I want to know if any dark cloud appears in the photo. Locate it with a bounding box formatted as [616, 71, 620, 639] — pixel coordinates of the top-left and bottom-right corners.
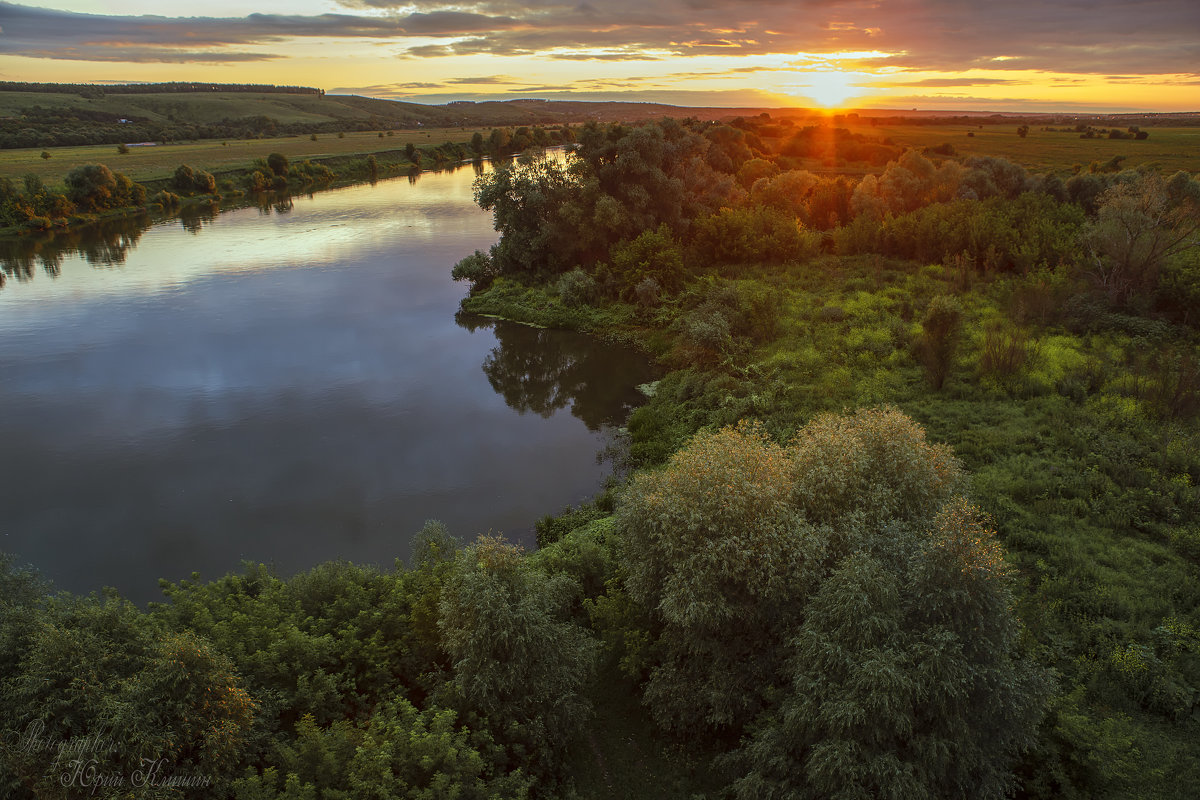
[14, 46, 278, 63]
[442, 75, 520, 85]
[876, 93, 1151, 113]
[882, 78, 1025, 88]
[2, 0, 1198, 75]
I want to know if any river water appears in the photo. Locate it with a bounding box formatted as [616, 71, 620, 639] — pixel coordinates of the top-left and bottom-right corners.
[0, 164, 654, 602]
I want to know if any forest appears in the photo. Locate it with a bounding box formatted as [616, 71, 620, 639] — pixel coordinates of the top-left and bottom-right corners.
[2, 115, 1199, 799]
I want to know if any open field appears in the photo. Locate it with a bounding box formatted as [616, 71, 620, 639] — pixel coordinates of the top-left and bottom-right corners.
[849, 123, 1200, 174]
[0, 128, 482, 185]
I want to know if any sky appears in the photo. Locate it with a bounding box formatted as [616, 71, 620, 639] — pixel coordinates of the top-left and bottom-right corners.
[1, 0, 1198, 111]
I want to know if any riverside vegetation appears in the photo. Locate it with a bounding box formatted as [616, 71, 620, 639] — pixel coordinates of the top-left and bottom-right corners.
[0, 123, 575, 236]
[1, 115, 1198, 799]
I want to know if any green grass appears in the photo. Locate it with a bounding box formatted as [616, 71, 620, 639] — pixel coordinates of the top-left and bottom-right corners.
[0, 128, 482, 185]
[849, 123, 1200, 174]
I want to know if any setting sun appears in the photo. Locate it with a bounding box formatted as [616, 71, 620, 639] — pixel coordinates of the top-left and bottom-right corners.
[791, 68, 865, 108]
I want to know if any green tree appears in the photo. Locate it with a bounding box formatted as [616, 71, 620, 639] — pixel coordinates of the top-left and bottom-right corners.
[472, 154, 582, 279]
[732, 499, 1049, 800]
[615, 422, 809, 732]
[613, 408, 1048, 795]
[438, 536, 598, 779]
[65, 164, 144, 211]
[266, 152, 289, 177]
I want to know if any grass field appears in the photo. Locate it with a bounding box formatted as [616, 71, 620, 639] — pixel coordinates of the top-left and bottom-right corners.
[849, 123, 1200, 174]
[0, 128, 483, 185]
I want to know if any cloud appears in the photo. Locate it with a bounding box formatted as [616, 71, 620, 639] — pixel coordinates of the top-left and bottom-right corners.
[2, 0, 1198, 76]
[876, 78, 1024, 88]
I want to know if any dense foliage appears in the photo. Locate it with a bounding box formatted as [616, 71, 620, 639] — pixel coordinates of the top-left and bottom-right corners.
[456, 116, 1200, 798]
[4, 113, 1199, 798]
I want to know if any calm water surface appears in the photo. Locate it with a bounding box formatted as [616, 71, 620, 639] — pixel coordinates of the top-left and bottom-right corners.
[0, 167, 654, 602]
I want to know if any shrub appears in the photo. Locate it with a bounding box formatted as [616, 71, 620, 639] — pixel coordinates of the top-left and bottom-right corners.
[266, 152, 289, 177]
[152, 190, 181, 208]
[451, 250, 498, 291]
[555, 268, 597, 307]
[917, 295, 964, 389]
[980, 323, 1036, 381]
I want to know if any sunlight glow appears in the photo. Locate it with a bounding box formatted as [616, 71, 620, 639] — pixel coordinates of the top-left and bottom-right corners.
[790, 69, 864, 108]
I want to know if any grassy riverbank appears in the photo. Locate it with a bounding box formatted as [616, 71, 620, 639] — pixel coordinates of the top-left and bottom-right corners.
[0, 128, 484, 185]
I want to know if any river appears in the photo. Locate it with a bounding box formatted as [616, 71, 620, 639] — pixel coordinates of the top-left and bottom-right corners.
[0, 163, 654, 603]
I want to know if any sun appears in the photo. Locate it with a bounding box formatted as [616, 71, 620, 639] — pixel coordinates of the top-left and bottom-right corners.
[796, 69, 863, 108]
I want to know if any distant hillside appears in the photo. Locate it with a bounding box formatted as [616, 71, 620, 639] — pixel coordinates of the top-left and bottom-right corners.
[0, 89, 766, 149]
[1, 84, 1195, 149]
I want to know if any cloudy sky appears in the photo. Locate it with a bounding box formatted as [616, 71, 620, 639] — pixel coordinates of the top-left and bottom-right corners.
[1, 0, 1198, 110]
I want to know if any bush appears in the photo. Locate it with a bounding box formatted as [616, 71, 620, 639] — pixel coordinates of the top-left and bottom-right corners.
[980, 323, 1036, 381]
[917, 295, 964, 389]
[555, 268, 597, 307]
[152, 189, 181, 208]
[266, 152, 289, 177]
[451, 250, 498, 291]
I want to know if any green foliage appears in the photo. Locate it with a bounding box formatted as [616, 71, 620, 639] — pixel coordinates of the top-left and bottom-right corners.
[616, 408, 1048, 797]
[616, 422, 806, 733]
[690, 205, 816, 268]
[172, 163, 217, 195]
[0, 585, 256, 798]
[64, 163, 145, 211]
[472, 155, 583, 280]
[554, 268, 597, 308]
[232, 701, 530, 800]
[1084, 170, 1200, 307]
[264, 152, 286, 177]
[438, 537, 599, 779]
[609, 224, 685, 297]
[452, 249, 499, 291]
[918, 295, 964, 389]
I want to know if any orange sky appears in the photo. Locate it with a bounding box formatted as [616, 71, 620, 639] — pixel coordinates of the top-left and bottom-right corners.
[2, 1, 1198, 111]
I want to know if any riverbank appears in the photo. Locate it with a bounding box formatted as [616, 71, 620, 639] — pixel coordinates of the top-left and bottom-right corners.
[0, 146, 488, 239]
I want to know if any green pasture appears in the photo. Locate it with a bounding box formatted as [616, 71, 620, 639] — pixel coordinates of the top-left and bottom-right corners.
[0, 128, 482, 185]
[851, 123, 1200, 174]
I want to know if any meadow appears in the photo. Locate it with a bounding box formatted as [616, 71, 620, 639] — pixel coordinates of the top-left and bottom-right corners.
[849, 123, 1200, 174]
[0, 128, 481, 185]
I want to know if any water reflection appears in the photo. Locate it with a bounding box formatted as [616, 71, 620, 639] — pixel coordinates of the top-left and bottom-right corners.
[0, 215, 149, 280]
[0, 164, 651, 602]
[463, 314, 655, 431]
[179, 201, 221, 234]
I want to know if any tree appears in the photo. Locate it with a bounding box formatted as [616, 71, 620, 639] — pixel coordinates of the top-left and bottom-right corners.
[471, 154, 583, 279]
[65, 164, 144, 211]
[613, 408, 1048, 796]
[1018, 125, 1030, 138]
[615, 421, 810, 732]
[266, 152, 289, 177]
[1084, 170, 1200, 306]
[438, 536, 598, 779]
